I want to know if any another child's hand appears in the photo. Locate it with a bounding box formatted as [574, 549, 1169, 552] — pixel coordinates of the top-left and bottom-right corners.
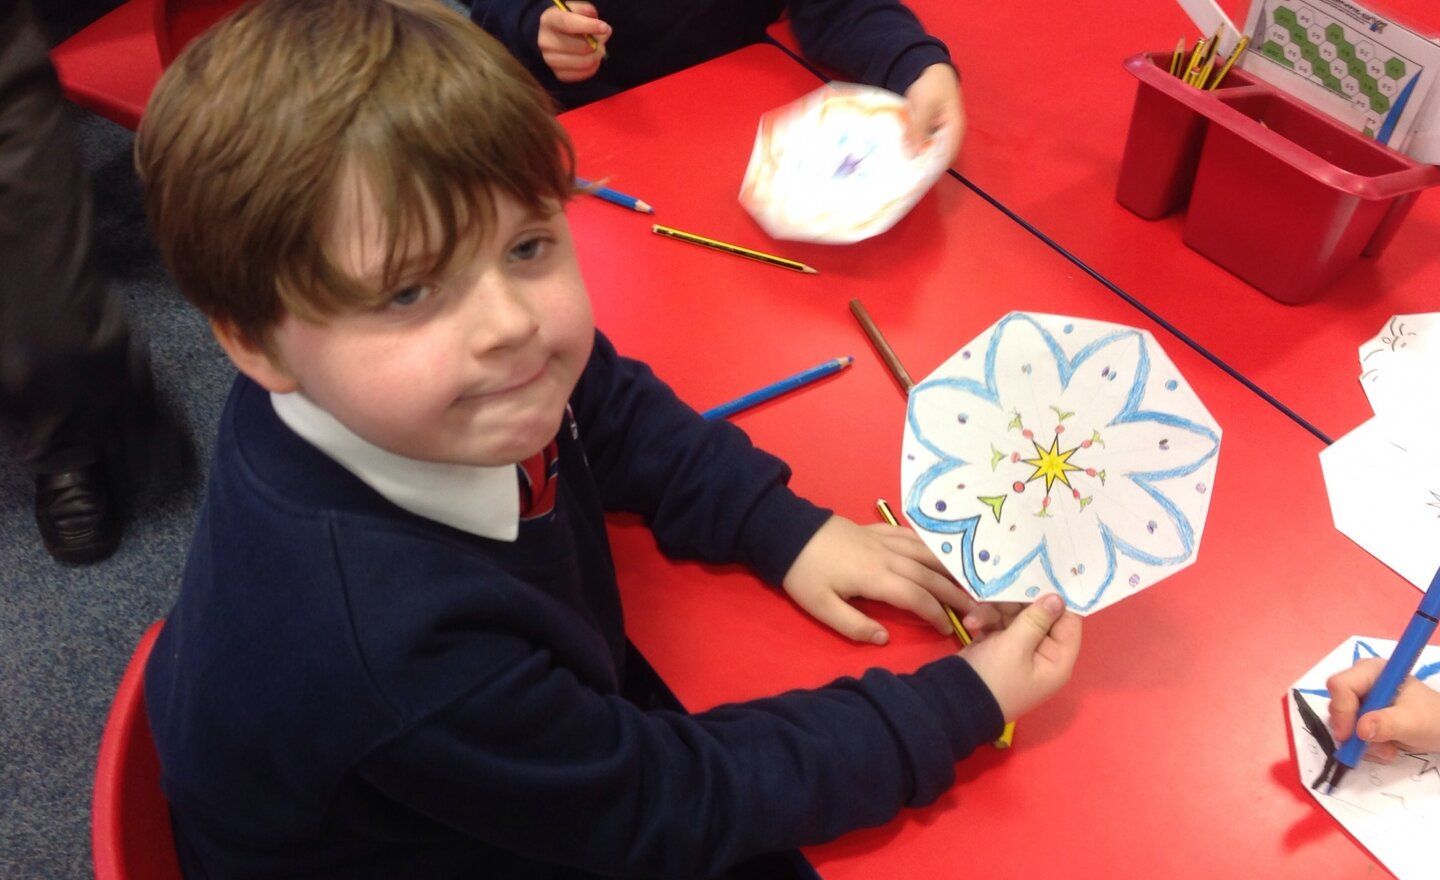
[960, 594, 1081, 721]
[537, 2, 610, 83]
[903, 63, 964, 166]
[782, 516, 979, 645]
[1326, 658, 1440, 761]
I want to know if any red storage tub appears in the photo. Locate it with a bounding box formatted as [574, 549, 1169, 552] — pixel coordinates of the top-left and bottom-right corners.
[1116, 51, 1440, 304]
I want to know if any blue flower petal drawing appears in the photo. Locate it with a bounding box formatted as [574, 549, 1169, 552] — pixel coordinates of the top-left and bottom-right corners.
[900, 313, 1221, 615]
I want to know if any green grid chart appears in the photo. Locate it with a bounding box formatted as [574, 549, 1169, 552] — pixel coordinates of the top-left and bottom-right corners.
[1252, 0, 1422, 139]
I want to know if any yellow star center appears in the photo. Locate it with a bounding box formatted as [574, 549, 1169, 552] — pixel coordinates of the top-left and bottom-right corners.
[1022, 436, 1082, 493]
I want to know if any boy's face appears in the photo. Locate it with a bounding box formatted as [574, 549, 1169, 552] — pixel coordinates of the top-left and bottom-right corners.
[243, 173, 594, 467]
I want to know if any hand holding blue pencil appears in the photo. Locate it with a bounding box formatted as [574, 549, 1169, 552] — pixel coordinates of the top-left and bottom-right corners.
[1320, 565, 1440, 791]
[703, 357, 852, 420]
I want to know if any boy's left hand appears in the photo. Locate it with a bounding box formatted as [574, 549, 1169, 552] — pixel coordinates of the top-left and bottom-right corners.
[782, 515, 1000, 645]
[903, 63, 964, 167]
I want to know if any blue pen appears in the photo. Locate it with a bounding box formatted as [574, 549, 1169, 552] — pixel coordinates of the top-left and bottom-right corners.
[702, 357, 853, 421]
[1322, 565, 1440, 792]
[575, 177, 653, 214]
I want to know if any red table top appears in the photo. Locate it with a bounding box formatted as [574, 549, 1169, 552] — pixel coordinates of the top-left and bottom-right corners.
[876, 0, 1440, 443]
[562, 42, 1422, 880]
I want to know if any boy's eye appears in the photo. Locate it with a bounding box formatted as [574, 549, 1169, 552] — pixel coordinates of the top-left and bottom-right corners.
[387, 285, 431, 308]
[509, 235, 552, 263]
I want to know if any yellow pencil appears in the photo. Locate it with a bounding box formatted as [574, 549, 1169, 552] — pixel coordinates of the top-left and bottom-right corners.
[1208, 34, 1250, 90]
[652, 224, 817, 274]
[1168, 37, 1186, 77]
[874, 499, 1015, 748]
[548, 0, 607, 58]
[1203, 27, 1225, 67]
[1189, 26, 1224, 87]
[1192, 56, 1216, 88]
[1181, 37, 1208, 82]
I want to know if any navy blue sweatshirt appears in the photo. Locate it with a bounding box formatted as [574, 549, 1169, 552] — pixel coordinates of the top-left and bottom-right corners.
[471, 0, 952, 108]
[146, 332, 1003, 879]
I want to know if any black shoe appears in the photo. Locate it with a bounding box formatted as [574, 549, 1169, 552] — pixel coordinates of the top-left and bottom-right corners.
[35, 462, 121, 564]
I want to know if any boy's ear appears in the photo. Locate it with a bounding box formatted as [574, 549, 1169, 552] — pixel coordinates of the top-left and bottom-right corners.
[210, 319, 300, 394]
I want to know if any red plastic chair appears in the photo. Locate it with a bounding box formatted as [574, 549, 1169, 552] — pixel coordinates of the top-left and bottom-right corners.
[92, 620, 183, 880]
[49, 0, 242, 130]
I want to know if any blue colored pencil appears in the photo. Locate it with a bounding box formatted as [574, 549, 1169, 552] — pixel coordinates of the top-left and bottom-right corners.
[1322, 564, 1440, 792]
[702, 357, 853, 421]
[576, 177, 653, 213]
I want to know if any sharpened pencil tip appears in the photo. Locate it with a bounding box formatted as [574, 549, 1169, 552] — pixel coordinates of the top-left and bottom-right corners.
[634, 201, 653, 214]
[801, 265, 818, 274]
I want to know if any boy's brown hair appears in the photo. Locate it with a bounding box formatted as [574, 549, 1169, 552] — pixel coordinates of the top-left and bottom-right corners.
[136, 0, 576, 348]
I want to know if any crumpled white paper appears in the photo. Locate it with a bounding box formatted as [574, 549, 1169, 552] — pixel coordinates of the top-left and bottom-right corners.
[739, 83, 953, 244]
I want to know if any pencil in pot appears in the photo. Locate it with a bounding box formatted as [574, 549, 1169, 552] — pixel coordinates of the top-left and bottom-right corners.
[874, 499, 1014, 749]
[703, 357, 852, 420]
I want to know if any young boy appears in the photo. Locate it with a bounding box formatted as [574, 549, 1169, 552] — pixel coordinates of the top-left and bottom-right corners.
[473, 0, 964, 162]
[136, 1, 1081, 876]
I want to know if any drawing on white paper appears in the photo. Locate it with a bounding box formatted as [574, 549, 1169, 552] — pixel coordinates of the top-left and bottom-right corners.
[739, 83, 953, 244]
[899, 313, 1221, 615]
[1357, 312, 1440, 422]
[1288, 636, 1440, 880]
[1322, 313, 1440, 590]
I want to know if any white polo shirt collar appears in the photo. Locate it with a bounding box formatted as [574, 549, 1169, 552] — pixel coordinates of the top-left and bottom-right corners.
[270, 390, 521, 541]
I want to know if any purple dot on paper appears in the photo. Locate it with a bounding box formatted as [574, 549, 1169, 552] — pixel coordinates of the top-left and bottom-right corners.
[961, 350, 971, 360]
[935, 500, 947, 512]
[978, 550, 990, 561]
[1128, 574, 1140, 587]
[1159, 439, 1169, 450]
[957, 413, 968, 424]
[1196, 482, 1208, 494]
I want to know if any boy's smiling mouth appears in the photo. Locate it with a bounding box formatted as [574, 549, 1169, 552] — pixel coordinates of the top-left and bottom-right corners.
[457, 363, 548, 403]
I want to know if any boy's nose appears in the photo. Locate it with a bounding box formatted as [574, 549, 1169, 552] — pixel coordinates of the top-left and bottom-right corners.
[466, 280, 539, 353]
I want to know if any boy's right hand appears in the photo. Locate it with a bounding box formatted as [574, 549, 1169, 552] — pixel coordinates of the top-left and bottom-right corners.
[537, 2, 610, 83]
[1326, 657, 1440, 762]
[960, 594, 1081, 722]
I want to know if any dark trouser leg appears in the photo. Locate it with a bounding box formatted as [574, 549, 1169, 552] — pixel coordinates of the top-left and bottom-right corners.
[0, 1, 183, 562]
[0, 0, 157, 476]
